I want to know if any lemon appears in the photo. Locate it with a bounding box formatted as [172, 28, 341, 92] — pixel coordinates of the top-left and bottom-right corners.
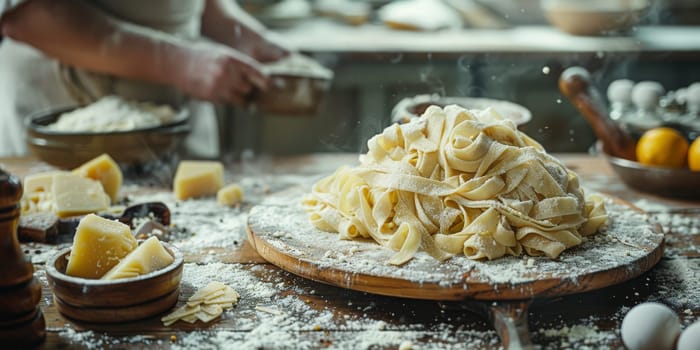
[635, 127, 688, 168]
[688, 137, 700, 171]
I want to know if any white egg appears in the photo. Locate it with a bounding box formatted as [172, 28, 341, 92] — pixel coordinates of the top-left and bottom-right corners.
[677, 320, 700, 350]
[621, 302, 681, 350]
[607, 79, 635, 104]
[632, 81, 665, 110]
[687, 82, 700, 109]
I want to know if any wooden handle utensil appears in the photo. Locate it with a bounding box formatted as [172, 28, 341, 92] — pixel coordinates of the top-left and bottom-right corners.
[559, 66, 637, 161]
[18, 201, 171, 243]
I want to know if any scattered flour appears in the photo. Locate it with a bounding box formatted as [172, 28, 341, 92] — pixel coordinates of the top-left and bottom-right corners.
[651, 258, 700, 309]
[536, 319, 618, 350]
[182, 263, 278, 300]
[627, 201, 700, 256]
[649, 211, 700, 235]
[632, 199, 675, 213]
[57, 328, 166, 350]
[124, 190, 248, 251]
[632, 198, 700, 235]
[122, 173, 320, 253]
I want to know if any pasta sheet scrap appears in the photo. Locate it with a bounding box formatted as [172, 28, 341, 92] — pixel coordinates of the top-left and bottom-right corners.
[303, 105, 607, 265]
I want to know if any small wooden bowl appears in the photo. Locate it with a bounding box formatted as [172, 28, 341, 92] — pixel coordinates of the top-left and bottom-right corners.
[252, 74, 332, 116]
[252, 54, 333, 116]
[45, 243, 183, 323]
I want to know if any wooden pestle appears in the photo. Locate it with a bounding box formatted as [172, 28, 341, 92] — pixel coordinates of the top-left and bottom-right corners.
[0, 168, 46, 346]
[559, 66, 637, 161]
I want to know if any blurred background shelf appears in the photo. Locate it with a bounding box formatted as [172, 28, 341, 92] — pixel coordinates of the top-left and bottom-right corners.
[276, 22, 700, 54]
[219, 17, 700, 158]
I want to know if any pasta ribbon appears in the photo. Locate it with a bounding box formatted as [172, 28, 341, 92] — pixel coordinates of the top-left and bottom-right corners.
[303, 105, 607, 264]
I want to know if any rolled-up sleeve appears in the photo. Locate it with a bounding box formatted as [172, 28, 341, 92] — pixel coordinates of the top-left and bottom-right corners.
[0, 0, 27, 41]
[1, 1, 24, 16]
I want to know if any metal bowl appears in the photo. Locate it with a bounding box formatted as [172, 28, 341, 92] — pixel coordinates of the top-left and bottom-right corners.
[391, 94, 532, 129]
[26, 106, 190, 169]
[598, 142, 700, 198]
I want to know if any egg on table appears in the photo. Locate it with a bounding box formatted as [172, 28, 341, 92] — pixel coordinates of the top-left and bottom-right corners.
[620, 302, 681, 350]
[677, 320, 700, 350]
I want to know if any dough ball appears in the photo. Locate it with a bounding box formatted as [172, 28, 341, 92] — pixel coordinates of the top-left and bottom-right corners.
[620, 302, 681, 350]
[677, 320, 700, 350]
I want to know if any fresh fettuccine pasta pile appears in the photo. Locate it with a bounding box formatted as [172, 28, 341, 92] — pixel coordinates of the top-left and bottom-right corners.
[302, 105, 607, 265]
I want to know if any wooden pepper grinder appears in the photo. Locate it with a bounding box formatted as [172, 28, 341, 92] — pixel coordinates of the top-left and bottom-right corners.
[0, 168, 46, 346]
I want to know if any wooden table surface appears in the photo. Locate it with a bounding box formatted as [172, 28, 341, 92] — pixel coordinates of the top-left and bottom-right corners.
[1, 153, 699, 350]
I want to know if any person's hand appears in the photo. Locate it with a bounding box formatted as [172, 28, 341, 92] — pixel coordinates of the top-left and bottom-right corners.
[174, 42, 269, 105]
[200, 0, 293, 64]
[233, 30, 292, 63]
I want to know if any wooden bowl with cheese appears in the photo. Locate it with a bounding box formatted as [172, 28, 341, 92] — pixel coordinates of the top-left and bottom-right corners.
[46, 241, 183, 323]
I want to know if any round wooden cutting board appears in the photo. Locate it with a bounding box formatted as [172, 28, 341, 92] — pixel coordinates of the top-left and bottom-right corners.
[246, 187, 664, 301]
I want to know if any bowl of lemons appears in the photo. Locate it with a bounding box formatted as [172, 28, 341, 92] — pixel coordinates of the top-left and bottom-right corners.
[600, 128, 700, 198]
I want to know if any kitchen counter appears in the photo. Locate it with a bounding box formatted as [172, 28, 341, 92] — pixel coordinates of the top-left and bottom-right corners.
[276, 21, 700, 56]
[1, 153, 699, 349]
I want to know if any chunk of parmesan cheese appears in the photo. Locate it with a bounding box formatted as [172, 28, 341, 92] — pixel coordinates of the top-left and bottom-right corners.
[101, 236, 174, 280]
[52, 173, 110, 218]
[217, 183, 244, 206]
[73, 153, 123, 203]
[65, 214, 137, 279]
[173, 161, 224, 200]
